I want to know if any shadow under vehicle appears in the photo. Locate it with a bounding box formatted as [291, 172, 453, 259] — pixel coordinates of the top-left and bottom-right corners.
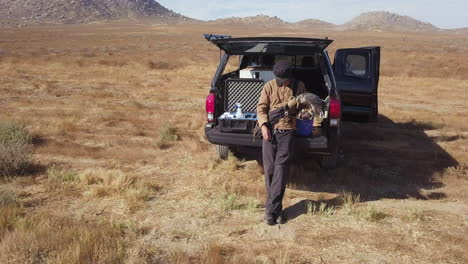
[203, 34, 380, 169]
[286, 115, 459, 204]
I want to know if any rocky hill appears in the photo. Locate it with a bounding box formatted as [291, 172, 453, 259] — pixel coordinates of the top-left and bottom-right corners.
[450, 27, 468, 34]
[293, 19, 337, 30]
[208, 15, 289, 28]
[206, 12, 440, 32]
[0, 0, 191, 25]
[342, 11, 438, 32]
[209, 15, 337, 30]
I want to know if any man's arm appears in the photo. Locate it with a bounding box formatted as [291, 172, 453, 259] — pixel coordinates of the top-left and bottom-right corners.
[257, 83, 270, 127]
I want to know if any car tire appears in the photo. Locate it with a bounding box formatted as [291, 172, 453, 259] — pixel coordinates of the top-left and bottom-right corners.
[322, 125, 340, 169]
[216, 145, 229, 160]
[321, 151, 338, 169]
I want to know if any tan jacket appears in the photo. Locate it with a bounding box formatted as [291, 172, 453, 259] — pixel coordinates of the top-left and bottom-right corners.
[257, 79, 306, 130]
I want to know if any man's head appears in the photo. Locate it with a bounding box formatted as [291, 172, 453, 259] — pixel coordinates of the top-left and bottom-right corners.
[273, 60, 292, 86]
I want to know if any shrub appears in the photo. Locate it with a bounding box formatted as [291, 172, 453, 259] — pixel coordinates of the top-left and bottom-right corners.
[222, 194, 241, 211]
[147, 60, 175, 70]
[0, 122, 33, 177]
[307, 201, 335, 216]
[157, 123, 179, 149]
[0, 192, 23, 239]
[353, 206, 388, 222]
[0, 214, 128, 264]
[47, 166, 78, 183]
[340, 192, 360, 210]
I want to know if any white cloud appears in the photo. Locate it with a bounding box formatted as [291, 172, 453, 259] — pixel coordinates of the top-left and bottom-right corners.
[157, 0, 468, 28]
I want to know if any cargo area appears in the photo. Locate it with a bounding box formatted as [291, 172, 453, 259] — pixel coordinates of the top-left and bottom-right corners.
[211, 53, 331, 147]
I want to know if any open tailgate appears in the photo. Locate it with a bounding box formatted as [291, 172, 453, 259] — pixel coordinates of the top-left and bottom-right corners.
[204, 34, 333, 55]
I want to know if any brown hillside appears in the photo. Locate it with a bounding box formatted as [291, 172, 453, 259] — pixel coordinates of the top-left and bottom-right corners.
[208, 15, 289, 28]
[293, 19, 337, 30]
[343, 11, 439, 32]
[0, 0, 191, 25]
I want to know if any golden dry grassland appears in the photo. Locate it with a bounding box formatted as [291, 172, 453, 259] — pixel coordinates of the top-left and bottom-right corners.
[0, 23, 467, 263]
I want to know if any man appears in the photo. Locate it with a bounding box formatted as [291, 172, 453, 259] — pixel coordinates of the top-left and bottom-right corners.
[257, 60, 306, 225]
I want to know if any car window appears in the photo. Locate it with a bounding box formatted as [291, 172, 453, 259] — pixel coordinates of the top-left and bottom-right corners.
[274, 55, 295, 66]
[223, 55, 241, 74]
[239, 54, 321, 70]
[344, 54, 367, 77]
[296, 55, 318, 68]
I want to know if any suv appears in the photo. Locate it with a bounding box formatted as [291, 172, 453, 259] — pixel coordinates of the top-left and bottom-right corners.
[203, 34, 380, 169]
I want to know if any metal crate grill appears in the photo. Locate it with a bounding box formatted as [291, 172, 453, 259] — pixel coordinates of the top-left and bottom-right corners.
[225, 79, 264, 113]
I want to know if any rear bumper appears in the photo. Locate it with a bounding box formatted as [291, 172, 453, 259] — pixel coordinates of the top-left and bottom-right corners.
[343, 105, 371, 116]
[206, 126, 261, 147]
[205, 126, 329, 154]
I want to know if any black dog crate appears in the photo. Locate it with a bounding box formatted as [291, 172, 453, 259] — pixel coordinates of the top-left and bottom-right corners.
[218, 79, 264, 133]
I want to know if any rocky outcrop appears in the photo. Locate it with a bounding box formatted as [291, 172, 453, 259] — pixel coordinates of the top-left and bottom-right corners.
[0, 0, 191, 25]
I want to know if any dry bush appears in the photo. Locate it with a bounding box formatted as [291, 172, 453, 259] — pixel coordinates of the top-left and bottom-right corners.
[436, 166, 468, 181]
[352, 205, 388, 222]
[210, 152, 244, 172]
[203, 154, 265, 212]
[205, 153, 249, 195]
[405, 208, 427, 222]
[147, 60, 176, 70]
[97, 59, 127, 67]
[306, 201, 335, 216]
[0, 192, 23, 239]
[339, 192, 361, 210]
[201, 243, 227, 264]
[222, 194, 242, 212]
[0, 122, 33, 176]
[124, 179, 160, 213]
[78, 168, 159, 212]
[79, 168, 135, 196]
[0, 214, 128, 264]
[47, 166, 78, 183]
[157, 122, 179, 149]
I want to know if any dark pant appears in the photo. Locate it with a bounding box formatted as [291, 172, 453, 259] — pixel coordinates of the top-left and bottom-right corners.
[262, 130, 294, 216]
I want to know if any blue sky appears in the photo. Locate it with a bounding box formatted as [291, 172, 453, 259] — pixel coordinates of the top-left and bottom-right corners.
[157, 0, 467, 29]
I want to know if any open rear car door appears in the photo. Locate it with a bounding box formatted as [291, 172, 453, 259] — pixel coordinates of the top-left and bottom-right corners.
[204, 34, 333, 55]
[333, 47, 380, 121]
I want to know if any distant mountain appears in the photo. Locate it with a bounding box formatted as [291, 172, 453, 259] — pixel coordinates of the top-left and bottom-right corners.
[0, 4, 450, 33]
[293, 19, 337, 30]
[0, 0, 191, 25]
[342, 11, 439, 32]
[206, 12, 441, 32]
[449, 27, 468, 34]
[209, 15, 337, 30]
[208, 15, 289, 28]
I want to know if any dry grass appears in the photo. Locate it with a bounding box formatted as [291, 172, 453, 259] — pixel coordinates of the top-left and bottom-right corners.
[352, 205, 388, 222]
[0, 214, 128, 264]
[157, 122, 180, 149]
[0, 122, 33, 176]
[0, 23, 466, 263]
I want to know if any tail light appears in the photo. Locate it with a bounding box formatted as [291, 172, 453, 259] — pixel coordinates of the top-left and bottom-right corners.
[205, 93, 215, 122]
[329, 97, 341, 119]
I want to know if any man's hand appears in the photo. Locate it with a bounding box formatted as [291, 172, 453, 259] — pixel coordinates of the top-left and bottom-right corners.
[287, 96, 297, 110]
[261, 124, 271, 141]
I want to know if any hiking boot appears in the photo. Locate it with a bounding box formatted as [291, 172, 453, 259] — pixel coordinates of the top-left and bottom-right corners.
[277, 211, 287, 224]
[264, 213, 277, 226]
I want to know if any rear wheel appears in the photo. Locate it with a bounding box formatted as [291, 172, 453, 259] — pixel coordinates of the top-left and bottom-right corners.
[322, 125, 341, 169]
[216, 145, 229, 160]
[321, 151, 338, 169]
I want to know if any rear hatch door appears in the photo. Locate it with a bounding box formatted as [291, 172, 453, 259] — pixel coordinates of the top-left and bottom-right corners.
[205, 35, 333, 55]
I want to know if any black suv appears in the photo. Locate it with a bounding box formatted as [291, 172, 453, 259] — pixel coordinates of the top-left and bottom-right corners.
[204, 34, 380, 169]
